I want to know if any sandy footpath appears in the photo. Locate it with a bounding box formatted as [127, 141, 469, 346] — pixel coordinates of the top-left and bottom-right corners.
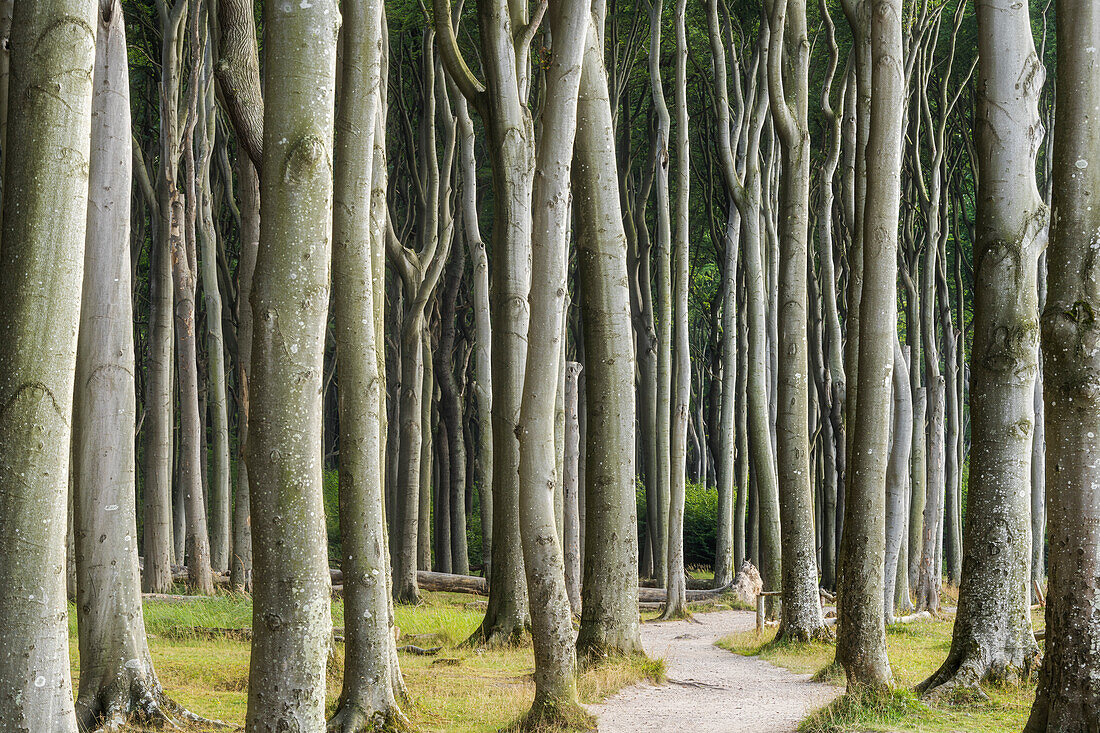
[589, 610, 841, 732]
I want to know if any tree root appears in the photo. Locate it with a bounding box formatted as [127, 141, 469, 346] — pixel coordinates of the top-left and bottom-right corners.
[657, 604, 693, 622]
[81, 678, 230, 732]
[327, 701, 414, 733]
[917, 649, 1040, 703]
[463, 619, 530, 649]
[774, 622, 834, 644]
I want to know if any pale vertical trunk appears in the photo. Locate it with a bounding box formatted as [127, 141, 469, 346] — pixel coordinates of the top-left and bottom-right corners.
[231, 157, 258, 591]
[0, 0, 96, 727]
[1026, 3, 1100, 727]
[74, 7, 185, 724]
[573, 10, 642, 656]
[766, 0, 826, 639]
[564, 362, 582, 616]
[329, 0, 409, 723]
[884, 338, 912, 623]
[836, 0, 902, 689]
[662, 0, 690, 620]
[516, 0, 587, 720]
[197, 52, 231, 574]
[245, 0, 338, 727]
[921, 0, 1045, 696]
[421, 328, 436, 571]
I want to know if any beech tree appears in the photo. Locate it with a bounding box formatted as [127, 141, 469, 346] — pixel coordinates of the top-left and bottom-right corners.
[0, 0, 96, 727]
[245, 0, 339, 727]
[1026, 1, 1100, 728]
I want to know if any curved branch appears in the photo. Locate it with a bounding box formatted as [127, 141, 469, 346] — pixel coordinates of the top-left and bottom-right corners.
[433, 0, 485, 105]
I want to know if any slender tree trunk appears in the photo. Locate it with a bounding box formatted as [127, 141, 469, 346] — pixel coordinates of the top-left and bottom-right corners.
[573, 10, 642, 655]
[835, 0, 902, 690]
[563, 362, 583, 616]
[1026, 5, 1100, 727]
[884, 338, 913, 623]
[245, 0, 338, 727]
[515, 1, 588, 722]
[329, 3, 410, 724]
[0, 0, 96, 727]
[767, 0, 827, 640]
[420, 328, 435, 571]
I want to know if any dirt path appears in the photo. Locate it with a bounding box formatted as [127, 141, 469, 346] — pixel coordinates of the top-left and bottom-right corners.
[589, 610, 840, 732]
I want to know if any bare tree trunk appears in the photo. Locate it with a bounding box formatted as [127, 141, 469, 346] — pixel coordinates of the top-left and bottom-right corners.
[884, 338, 913, 623]
[74, 8, 194, 724]
[515, 1, 588, 722]
[766, 0, 827, 640]
[328, 2, 410, 724]
[920, 0, 1045, 697]
[564, 362, 582, 616]
[573, 9, 642, 655]
[835, 0, 903, 689]
[245, 0, 338, 727]
[1026, 4, 1100, 727]
[0, 0, 96, 727]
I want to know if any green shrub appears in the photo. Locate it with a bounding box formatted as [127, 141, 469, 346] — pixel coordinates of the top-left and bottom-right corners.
[637, 479, 722, 570]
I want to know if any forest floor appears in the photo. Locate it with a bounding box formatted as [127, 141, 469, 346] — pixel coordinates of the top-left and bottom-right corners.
[589, 609, 840, 732]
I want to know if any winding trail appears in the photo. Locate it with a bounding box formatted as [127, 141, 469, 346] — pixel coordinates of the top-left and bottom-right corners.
[589, 610, 840, 732]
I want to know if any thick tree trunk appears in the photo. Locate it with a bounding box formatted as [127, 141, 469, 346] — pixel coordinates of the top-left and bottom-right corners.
[245, 0, 338, 727]
[835, 0, 902, 690]
[0, 0, 96, 727]
[573, 13, 642, 656]
[921, 0, 1045, 697]
[328, 2, 410, 725]
[1026, 5, 1100, 728]
[73, 9, 188, 725]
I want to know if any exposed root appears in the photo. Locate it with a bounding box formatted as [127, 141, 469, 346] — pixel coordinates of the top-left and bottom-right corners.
[327, 701, 414, 733]
[502, 697, 596, 732]
[917, 648, 1040, 703]
[463, 619, 530, 649]
[775, 622, 834, 644]
[657, 604, 693, 622]
[81, 679, 230, 732]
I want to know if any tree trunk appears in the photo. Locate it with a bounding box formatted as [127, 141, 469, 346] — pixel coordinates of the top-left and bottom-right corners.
[0, 0, 96, 727]
[573, 12, 642, 656]
[73, 7, 189, 724]
[245, 0, 338, 727]
[920, 0, 1045, 697]
[328, 2, 410, 724]
[515, 1, 588, 722]
[563, 362, 582, 617]
[766, 0, 827, 640]
[884, 339, 913, 623]
[1026, 4, 1100, 727]
[835, 0, 902, 689]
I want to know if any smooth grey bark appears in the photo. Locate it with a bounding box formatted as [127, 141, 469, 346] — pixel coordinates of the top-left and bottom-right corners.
[920, 0, 1045, 697]
[435, 0, 534, 645]
[456, 92, 493, 580]
[245, 0, 339, 727]
[73, 8, 191, 725]
[563, 361, 582, 617]
[661, 0, 690, 621]
[766, 0, 827, 640]
[1026, 4, 1100, 727]
[173, 0, 213, 595]
[0, 0, 96, 727]
[835, 0, 903, 690]
[515, 0, 587, 721]
[572, 9, 642, 657]
[884, 338, 913, 623]
[197, 51, 231, 575]
[231, 157, 258, 591]
[329, 1, 410, 726]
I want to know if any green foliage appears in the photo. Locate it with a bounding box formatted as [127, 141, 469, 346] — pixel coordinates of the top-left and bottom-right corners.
[637, 479, 723, 569]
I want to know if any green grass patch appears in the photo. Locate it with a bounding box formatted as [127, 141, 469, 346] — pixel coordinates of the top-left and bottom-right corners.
[69, 591, 660, 732]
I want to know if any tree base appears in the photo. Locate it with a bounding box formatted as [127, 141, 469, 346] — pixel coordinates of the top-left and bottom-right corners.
[464, 616, 530, 648]
[774, 622, 833, 645]
[657, 603, 692, 622]
[327, 702, 414, 733]
[503, 698, 596, 732]
[79, 680, 229, 732]
[918, 647, 1040, 703]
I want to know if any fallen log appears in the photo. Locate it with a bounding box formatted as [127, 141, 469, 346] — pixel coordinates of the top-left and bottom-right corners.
[636, 583, 733, 604]
[330, 569, 489, 596]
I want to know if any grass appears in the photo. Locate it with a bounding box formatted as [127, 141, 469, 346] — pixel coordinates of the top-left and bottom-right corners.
[716, 595, 1043, 733]
[69, 591, 663, 732]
